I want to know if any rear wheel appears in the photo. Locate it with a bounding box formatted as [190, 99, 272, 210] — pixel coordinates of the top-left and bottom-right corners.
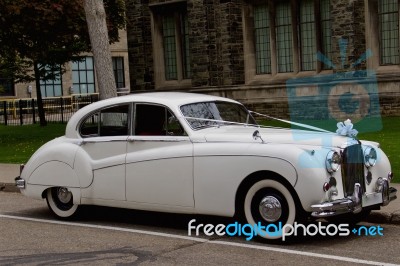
[243, 179, 296, 240]
[46, 187, 79, 219]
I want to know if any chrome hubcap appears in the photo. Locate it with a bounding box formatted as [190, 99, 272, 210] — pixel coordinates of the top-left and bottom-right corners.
[57, 188, 72, 204]
[259, 196, 282, 222]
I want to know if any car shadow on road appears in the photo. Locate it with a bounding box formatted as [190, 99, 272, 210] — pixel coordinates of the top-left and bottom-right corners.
[57, 205, 363, 246]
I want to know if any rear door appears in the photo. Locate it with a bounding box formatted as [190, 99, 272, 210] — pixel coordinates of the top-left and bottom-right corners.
[79, 104, 130, 201]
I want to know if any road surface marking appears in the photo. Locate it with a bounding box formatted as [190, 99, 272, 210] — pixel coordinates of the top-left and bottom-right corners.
[1, 213, 398, 266]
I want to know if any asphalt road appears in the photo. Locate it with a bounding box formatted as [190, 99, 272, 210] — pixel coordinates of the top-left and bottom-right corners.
[1, 192, 400, 266]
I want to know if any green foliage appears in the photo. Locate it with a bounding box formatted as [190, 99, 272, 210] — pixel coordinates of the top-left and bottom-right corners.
[0, 53, 33, 83]
[0, 0, 126, 83]
[358, 117, 400, 183]
[104, 0, 127, 40]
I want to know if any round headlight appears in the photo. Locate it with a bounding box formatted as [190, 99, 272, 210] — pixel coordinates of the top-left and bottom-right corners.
[326, 150, 341, 173]
[364, 146, 377, 167]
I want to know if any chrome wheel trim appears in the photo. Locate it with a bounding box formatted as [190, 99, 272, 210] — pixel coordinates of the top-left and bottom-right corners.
[56, 187, 72, 204]
[259, 196, 282, 222]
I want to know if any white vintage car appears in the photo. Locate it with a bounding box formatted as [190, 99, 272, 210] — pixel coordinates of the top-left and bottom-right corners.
[16, 92, 396, 239]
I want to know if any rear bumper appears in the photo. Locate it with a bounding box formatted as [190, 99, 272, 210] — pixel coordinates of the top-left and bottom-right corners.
[15, 164, 26, 189]
[15, 176, 25, 189]
[311, 178, 397, 218]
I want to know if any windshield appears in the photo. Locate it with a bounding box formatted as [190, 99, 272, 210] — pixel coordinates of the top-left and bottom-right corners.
[180, 101, 257, 130]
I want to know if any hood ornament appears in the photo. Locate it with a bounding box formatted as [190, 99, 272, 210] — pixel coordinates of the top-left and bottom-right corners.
[336, 119, 358, 137]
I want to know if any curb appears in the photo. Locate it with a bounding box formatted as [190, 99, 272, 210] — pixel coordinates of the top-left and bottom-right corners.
[366, 210, 400, 225]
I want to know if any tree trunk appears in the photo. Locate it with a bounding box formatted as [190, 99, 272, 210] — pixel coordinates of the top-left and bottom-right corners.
[83, 0, 117, 100]
[33, 62, 47, 126]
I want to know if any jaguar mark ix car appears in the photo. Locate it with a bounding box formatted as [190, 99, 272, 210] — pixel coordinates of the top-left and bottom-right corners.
[15, 92, 397, 239]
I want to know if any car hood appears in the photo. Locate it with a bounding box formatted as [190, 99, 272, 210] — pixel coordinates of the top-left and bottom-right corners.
[200, 126, 356, 148]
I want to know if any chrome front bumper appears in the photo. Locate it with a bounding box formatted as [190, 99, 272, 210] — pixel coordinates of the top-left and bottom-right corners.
[311, 178, 397, 218]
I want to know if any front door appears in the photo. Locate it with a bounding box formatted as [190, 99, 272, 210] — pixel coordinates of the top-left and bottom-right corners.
[125, 104, 194, 207]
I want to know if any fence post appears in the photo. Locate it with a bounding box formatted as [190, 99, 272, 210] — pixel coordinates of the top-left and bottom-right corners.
[3, 101, 7, 126]
[32, 99, 36, 124]
[60, 97, 64, 123]
[19, 99, 23, 125]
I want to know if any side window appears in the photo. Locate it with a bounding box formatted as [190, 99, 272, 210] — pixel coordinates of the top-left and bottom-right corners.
[166, 109, 186, 136]
[80, 104, 129, 137]
[135, 104, 185, 136]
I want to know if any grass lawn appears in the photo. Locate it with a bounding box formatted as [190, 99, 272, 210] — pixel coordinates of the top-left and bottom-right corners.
[358, 117, 400, 183]
[0, 117, 399, 182]
[0, 123, 66, 164]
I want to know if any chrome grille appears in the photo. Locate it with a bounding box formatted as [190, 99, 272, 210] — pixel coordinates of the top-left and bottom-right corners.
[341, 143, 365, 197]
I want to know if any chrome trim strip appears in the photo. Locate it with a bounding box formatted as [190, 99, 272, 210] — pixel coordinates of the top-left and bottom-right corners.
[82, 139, 127, 144]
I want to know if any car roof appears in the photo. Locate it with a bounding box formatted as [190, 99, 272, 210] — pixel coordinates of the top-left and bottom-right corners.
[65, 92, 240, 138]
[122, 92, 238, 106]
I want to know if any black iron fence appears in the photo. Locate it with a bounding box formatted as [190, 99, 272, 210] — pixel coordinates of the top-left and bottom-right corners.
[0, 93, 99, 126]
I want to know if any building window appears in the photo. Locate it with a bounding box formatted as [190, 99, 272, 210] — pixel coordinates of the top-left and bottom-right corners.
[162, 15, 178, 80]
[378, 0, 399, 65]
[0, 77, 14, 96]
[40, 65, 62, 97]
[275, 1, 293, 73]
[112, 57, 125, 88]
[181, 14, 191, 79]
[320, 0, 332, 69]
[250, 0, 331, 76]
[254, 5, 271, 74]
[152, 4, 191, 88]
[161, 12, 191, 80]
[72, 57, 95, 94]
[299, 0, 316, 71]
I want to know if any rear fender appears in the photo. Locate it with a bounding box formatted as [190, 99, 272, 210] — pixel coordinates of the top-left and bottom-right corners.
[29, 161, 80, 188]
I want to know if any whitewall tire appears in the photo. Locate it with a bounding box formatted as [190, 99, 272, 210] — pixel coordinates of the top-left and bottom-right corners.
[46, 187, 79, 219]
[244, 179, 296, 240]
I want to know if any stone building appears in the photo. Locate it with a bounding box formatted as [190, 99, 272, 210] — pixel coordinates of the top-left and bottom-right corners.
[126, 0, 400, 121]
[0, 30, 130, 99]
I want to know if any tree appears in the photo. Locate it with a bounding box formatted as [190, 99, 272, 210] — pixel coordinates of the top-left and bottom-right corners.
[0, 0, 125, 126]
[84, 0, 117, 100]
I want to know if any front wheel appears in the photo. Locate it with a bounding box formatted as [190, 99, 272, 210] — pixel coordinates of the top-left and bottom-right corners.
[46, 187, 79, 219]
[243, 179, 297, 240]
